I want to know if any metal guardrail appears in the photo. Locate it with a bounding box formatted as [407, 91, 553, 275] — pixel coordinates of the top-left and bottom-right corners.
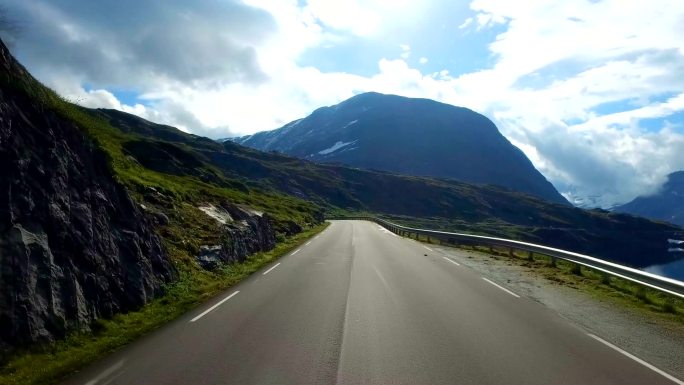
[337, 216, 684, 299]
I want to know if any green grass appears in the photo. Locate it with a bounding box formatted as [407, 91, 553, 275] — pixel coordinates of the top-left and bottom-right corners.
[0, 48, 332, 385]
[2, 68, 322, 230]
[0, 222, 329, 385]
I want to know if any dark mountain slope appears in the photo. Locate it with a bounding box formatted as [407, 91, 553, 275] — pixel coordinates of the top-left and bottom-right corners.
[94, 108, 681, 268]
[614, 171, 684, 226]
[0, 40, 175, 350]
[235, 92, 568, 205]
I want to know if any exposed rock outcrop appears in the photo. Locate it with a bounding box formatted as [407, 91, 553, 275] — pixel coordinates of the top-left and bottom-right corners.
[0, 39, 175, 352]
[196, 203, 276, 269]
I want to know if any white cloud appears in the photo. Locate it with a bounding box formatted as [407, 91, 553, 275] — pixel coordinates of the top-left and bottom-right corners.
[458, 17, 473, 30]
[399, 44, 411, 59]
[297, 0, 424, 37]
[6, 0, 684, 207]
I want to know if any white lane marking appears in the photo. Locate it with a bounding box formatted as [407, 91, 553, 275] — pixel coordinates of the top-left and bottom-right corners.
[374, 265, 390, 291]
[291, 249, 301, 255]
[85, 360, 125, 385]
[305, 241, 311, 246]
[482, 278, 520, 298]
[587, 334, 684, 385]
[101, 371, 125, 385]
[424, 246, 433, 252]
[377, 226, 398, 237]
[262, 262, 282, 275]
[190, 291, 240, 323]
[443, 256, 460, 266]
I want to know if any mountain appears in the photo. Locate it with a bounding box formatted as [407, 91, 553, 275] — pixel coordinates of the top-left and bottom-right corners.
[93, 108, 681, 269]
[614, 171, 684, 226]
[2, 35, 680, 354]
[234, 92, 568, 205]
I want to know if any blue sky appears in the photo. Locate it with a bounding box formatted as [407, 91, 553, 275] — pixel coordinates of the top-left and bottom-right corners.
[1, 0, 684, 207]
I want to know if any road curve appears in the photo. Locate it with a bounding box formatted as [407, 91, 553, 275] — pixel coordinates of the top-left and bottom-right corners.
[62, 220, 682, 385]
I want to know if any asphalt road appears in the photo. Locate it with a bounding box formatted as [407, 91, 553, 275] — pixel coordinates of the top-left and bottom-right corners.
[62, 220, 683, 385]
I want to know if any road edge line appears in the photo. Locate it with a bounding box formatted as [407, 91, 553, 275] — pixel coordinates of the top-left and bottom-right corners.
[587, 333, 684, 385]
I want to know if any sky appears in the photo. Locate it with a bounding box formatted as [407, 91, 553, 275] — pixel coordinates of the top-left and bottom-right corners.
[1, 0, 684, 207]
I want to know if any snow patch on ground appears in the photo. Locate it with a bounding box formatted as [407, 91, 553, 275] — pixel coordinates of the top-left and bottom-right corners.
[318, 140, 358, 155]
[198, 205, 232, 224]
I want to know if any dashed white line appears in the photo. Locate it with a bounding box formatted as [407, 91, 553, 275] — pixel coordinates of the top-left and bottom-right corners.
[190, 291, 240, 323]
[443, 256, 460, 266]
[424, 246, 433, 252]
[291, 249, 301, 255]
[482, 278, 520, 298]
[305, 241, 311, 246]
[587, 333, 684, 385]
[85, 360, 125, 385]
[262, 262, 281, 275]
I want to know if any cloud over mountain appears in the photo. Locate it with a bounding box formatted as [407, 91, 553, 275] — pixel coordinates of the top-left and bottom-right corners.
[2, 0, 683, 206]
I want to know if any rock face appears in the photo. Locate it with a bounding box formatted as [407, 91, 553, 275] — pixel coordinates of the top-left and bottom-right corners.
[234, 92, 569, 205]
[0, 39, 175, 352]
[196, 203, 276, 269]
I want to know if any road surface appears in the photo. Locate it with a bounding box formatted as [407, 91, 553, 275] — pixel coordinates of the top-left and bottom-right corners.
[63, 220, 682, 385]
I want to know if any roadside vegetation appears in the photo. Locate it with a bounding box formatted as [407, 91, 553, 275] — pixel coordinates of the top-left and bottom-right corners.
[0, 223, 329, 385]
[412, 234, 684, 324]
[1, 41, 328, 385]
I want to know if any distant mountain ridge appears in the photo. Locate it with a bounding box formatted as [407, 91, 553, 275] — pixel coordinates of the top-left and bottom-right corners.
[614, 171, 684, 227]
[234, 92, 568, 205]
[90, 108, 682, 270]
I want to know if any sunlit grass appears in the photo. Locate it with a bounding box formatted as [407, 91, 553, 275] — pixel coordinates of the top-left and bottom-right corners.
[420, 235, 684, 322]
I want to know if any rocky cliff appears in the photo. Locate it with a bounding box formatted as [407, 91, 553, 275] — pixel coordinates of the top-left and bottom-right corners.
[197, 203, 276, 269]
[0, 40, 175, 352]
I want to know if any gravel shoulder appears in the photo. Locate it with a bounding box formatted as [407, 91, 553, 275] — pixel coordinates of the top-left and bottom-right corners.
[432, 244, 684, 379]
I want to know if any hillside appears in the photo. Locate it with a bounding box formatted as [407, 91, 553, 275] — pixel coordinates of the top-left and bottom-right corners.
[614, 171, 684, 227]
[234, 92, 568, 205]
[0, 39, 322, 352]
[94, 108, 681, 268]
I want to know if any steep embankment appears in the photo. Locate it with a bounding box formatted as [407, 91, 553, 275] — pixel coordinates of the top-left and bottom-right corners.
[0, 39, 322, 354]
[234, 92, 568, 205]
[0, 41, 175, 351]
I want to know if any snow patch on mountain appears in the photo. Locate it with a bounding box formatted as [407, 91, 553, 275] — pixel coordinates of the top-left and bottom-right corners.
[342, 120, 358, 129]
[318, 140, 358, 155]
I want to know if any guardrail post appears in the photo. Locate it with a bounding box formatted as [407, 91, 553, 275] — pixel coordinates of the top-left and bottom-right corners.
[571, 263, 582, 276]
[663, 298, 676, 313]
[601, 273, 610, 285]
[549, 257, 557, 268]
[636, 287, 649, 303]
[508, 248, 514, 257]
[527, 251, 533, 262]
